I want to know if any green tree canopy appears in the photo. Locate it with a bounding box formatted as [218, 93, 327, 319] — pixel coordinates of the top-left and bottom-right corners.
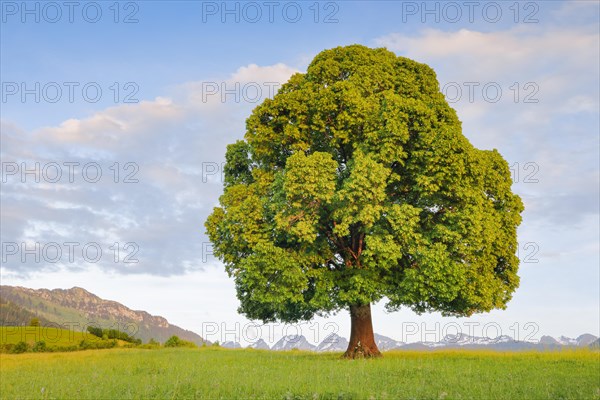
[205, 45, 523, 358]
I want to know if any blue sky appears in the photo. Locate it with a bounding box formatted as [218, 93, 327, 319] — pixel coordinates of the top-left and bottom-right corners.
[1, 1, 598, 346]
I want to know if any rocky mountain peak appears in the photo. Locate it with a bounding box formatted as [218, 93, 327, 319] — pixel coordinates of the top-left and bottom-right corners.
[0, 285, 205, 345]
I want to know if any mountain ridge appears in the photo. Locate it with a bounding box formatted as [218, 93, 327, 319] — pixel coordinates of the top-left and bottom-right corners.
[2, 285, 596, 352]
[241, 332, 599, 352]
[0, 285, 206, 345]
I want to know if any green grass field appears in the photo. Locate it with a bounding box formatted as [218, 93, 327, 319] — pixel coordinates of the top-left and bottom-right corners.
[0, 326, 88, 347]
[1, 347, 598, 399]
[0, 327, 129, 354]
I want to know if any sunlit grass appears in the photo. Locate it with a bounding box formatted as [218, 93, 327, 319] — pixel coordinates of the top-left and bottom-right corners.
[1, 347, 598, 399]
[0, 326, 88, 346]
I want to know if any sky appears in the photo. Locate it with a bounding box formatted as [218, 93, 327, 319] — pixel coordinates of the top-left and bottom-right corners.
[1, 0, 598, 347]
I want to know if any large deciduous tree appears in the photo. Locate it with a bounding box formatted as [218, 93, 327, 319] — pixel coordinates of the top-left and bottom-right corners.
[205, 45, 523, 358]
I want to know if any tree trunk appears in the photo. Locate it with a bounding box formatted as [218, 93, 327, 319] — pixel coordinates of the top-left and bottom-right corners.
[343, 304, 382, 358]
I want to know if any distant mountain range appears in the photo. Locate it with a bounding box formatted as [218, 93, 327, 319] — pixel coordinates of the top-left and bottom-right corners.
[1, 285, 597, 352]
[241, 332, 600, 352]
[539, 334, 598, 347]
[375, 333, 405, 351]
[272, 334, 317, 351]
[247, 338, 270, 350]
[0, 285, 207, 345]
[316, 333, 348, 352]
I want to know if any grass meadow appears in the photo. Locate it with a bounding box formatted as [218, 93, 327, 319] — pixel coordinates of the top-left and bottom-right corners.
[0, 326, 129, 353]
[1, 326, 88, 347]
[1, 346, 598, 399]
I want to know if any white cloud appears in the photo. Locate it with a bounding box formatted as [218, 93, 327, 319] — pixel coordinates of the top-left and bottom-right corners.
[375, 27, 598, 82]
[1, 63, 297, 277]
[34, 97, 184, 150]
[230, 63, 299, 84]
[561, 95, 599, 114]
[179, 63, 299, 110]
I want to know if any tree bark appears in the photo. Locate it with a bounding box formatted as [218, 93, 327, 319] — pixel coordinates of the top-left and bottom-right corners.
[343, 304, 382, 358]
